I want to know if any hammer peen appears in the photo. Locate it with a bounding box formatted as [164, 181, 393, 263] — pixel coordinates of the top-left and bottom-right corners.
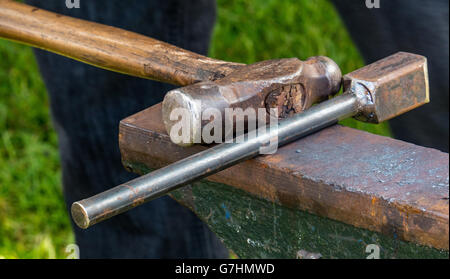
[72, 52, 429, 229]
[0, 0, 342, 145]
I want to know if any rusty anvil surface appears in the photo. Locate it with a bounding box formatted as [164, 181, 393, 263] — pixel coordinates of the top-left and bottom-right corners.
[119, 103, 449, 252]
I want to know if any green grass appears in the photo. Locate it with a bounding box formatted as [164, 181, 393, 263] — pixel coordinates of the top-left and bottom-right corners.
[0, 38, 73, 258]
[0, 0, 390, 259]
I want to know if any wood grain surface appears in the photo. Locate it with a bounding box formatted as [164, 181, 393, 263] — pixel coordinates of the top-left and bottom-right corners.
[0, 0, 244, 86]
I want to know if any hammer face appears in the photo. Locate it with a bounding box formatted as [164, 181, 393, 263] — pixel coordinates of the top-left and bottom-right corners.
[344, 52, 429, 123]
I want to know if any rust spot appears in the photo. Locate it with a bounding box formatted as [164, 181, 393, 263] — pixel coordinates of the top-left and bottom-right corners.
[132, 197, 145, 207]
[265, 84, 306, 118]
[371, 197, 377, 217]
[121, 184, 139, 196]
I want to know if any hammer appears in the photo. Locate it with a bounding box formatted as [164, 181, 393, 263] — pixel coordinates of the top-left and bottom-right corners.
[72, 52, 429, 229]
[0, 0, 342, 146]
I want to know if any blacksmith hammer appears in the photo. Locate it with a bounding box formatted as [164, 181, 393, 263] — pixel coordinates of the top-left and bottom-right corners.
[0, 0, 342, 148]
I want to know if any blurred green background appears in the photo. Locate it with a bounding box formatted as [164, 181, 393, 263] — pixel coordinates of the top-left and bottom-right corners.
[0, 0, 390, 259]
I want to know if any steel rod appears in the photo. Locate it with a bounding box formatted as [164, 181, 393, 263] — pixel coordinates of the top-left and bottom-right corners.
[72, 92, 361, 229]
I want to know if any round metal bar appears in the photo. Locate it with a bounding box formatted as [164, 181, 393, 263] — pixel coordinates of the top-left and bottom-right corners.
[72, 93, 360, 229]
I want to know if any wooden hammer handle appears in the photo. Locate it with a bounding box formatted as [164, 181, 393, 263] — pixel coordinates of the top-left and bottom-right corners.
[0, 0, 244, 86]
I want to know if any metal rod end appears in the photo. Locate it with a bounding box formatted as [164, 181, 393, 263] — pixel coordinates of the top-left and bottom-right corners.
[71, 202, 90, 229]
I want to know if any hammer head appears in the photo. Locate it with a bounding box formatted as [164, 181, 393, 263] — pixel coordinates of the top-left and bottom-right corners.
[162, 56, 342, 146]
[344, 52, 429, 123]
